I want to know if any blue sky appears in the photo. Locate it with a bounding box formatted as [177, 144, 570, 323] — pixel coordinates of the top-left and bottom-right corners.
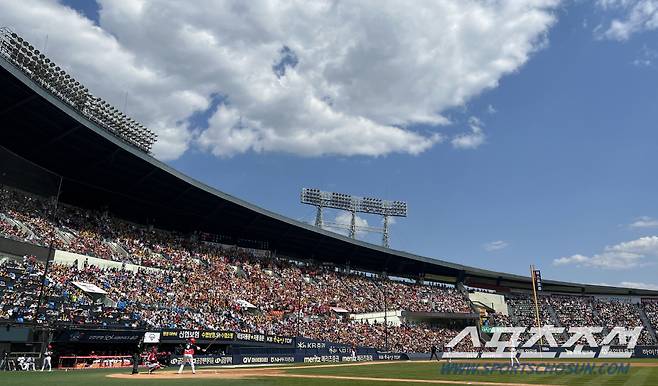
[173, 2, 658, 287]
[16, 1, 658, 288]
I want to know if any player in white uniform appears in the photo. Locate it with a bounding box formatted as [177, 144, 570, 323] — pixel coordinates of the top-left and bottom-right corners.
[24, 356, 36, 371]
[41, 345, 53, 372]
[510, 346, 521, 367]
[177, 338, 205, 374]
[445, 346, 452, 363]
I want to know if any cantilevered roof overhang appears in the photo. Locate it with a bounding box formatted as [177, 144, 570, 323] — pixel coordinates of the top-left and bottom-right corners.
[1, 56, 656, 297]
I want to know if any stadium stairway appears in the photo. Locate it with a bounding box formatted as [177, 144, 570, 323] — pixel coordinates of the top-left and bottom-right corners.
[107, 241, 130, 260]
[546, 302, 561, 327]
[56, 228, 76, 245]
[638, 305, 658, 343]
[456, 283, 481, 315]
[592, 303, 601, 320]
[0, 213, 38, 242]
[456, 283, 488, 342]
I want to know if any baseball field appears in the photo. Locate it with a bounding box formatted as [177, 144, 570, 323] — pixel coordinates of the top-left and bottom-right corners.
[1, 359, 657, 386]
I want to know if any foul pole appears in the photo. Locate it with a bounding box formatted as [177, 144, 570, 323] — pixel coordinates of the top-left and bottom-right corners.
[530, 264, 545, 353]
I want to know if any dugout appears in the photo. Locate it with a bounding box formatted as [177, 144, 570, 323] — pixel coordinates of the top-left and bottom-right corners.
[51, 328, 144, 366]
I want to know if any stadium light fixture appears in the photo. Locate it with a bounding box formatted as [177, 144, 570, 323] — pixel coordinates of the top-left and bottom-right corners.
[0, 28, 158, 153]
[301, 188, 407, 248]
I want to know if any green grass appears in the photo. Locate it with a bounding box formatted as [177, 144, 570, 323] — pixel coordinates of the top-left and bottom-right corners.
[1, 360, 657, 386]
[287, 360, 654, 385]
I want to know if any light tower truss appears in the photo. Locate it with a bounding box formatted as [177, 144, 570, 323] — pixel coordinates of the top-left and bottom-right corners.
[300, 188, 407, 248]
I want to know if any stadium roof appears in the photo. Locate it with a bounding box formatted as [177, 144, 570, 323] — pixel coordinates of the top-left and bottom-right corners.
[1, 56, 656, 297]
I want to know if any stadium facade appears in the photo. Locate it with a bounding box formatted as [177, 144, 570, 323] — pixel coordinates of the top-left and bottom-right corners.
[2, 30, 658, 369]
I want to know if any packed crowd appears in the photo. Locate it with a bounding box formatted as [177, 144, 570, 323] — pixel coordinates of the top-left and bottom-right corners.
[0, 256, 41, 324]
[0, 253, 474, 352]
[505, 294, 554, 327]
[548, 295, 595, 327]
[0, 188, 207, 269]
[501, 293, 655, 344]
[0, 188, 472, 315]
[2, 187, 657, 350]
[487, 312, 513, 327]
[280, 317, 476, 352]
[593, 299, 644, 331]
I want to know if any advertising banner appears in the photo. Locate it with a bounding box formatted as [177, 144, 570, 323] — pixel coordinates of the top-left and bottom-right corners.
[54, 329, 144, 343]
[169, 353, 389, 366]
[634, 346, 658, 358]
[160, 329, 293, 346]
[143, 332, 161, 343]
[169, 355, 234, 366]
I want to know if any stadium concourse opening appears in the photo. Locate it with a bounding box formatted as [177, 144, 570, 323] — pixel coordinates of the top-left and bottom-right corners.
[0, 29, 658, 375]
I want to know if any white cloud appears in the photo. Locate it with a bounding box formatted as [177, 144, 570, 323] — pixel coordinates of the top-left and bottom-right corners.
[484, 240, 509, 251]
[595, 0, 658, 41]
[554, 254, 593, 266]
[629, 216, 658, 228]
[452, 116, 486, 149]
[633, 58, 653, 66]
[553, 236, 658, 269]
[588, 281, 658, 290]
[631, 45, 658, 67]
[1, 0, 560, 159]
[487, 104, 497, 114]
[619, 281, 658, 290]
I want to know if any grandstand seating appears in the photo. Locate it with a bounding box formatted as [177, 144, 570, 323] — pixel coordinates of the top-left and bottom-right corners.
[1, 186, 657, 351]
[642, 301, 658, 338]
[501, 293, 656, 344]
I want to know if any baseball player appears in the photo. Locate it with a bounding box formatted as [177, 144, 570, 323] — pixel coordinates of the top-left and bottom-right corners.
[444, 345, 452, 363]
[21, 356, 36, 371]
[177, 338, 205, 374]
[41, 345, 53, 372]
[429, 345, 439, 361]
[146, 347, 162, 374]
[510, 346, 520, 367]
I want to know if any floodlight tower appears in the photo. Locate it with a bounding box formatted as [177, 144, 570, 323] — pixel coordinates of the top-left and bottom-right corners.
[0, 29, 158, 153]
[383, 215, 390, 248]
[300, 188, 407, 248]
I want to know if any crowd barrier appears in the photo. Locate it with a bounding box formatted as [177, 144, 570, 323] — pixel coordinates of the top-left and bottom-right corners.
[45, 327, 658, 369]
[58, 355, 133, 369]
[168, 352, 410, 367]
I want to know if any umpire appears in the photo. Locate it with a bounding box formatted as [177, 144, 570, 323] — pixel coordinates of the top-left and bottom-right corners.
[430, 344, 439, 361]
[131, 338, 143, 375]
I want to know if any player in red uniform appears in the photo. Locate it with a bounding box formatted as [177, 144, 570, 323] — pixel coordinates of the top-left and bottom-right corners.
[146, 347, 161, 374]
[177, 338, 205, 374]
